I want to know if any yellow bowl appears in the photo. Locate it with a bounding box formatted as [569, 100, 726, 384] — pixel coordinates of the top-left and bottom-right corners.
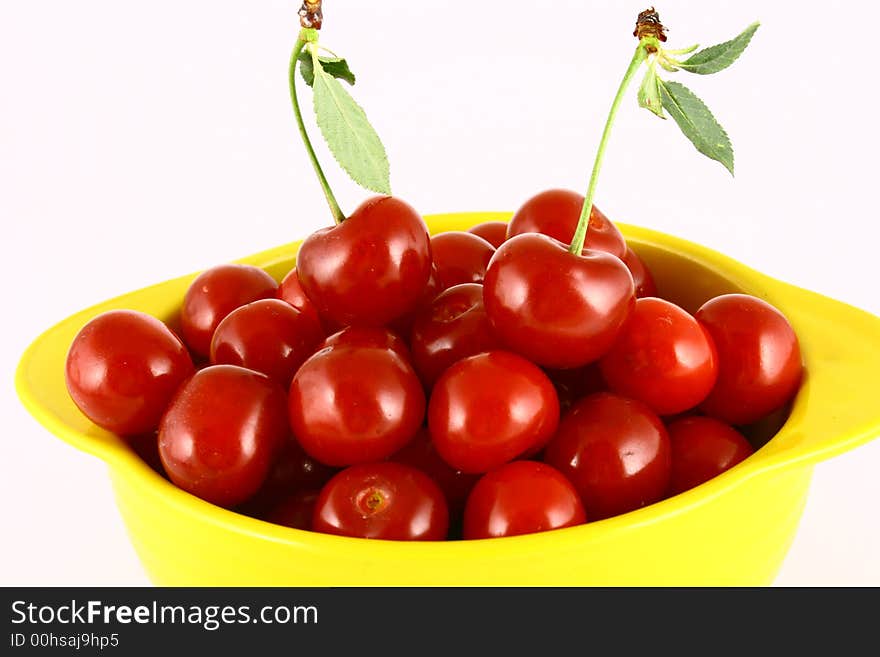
[15, 212, 880, 586]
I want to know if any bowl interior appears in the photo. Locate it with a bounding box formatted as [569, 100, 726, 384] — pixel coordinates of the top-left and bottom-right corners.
[631, 240, 745, 313]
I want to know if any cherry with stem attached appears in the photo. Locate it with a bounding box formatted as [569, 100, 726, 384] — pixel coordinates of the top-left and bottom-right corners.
[288, 2, 432, 329]
[486, 8, 758, 371]
[483, 17, 659, 369]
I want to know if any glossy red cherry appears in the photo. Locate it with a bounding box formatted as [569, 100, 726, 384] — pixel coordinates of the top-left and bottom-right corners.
[288, 345, 425, 467]
[696, 294, 803, 425]
[430, 231, 495, 290]
[276, 265, 324, 333]
[65, 310, 195, 436]
[312, 462, 449, 540]
[483, 233, 635, 369]
[409, 283, 502, 388]
[318, 325, 411, 363]
[463, 461, 586, 539]
[428, 351, 560, 474]
[599, 297, 718, 416]
[544, 392, 671, 520]
[621, 246, 658, 298]
[666, 416, 755, 495]
[296, 196, 432, 328]
[467, 221, 508, 248]
[158, 365, 289, 508]
[506, 189, 627, 258]
[180, 264, 278, 358]
[391, 427, 480, 514]
[210, 299, 324, 387]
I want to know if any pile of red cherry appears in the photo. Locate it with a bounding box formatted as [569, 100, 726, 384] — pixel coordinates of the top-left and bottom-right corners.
[65, 189, 803, 541]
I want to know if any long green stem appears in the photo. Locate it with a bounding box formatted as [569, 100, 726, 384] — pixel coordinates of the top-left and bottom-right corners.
[569, 43, 648, 255]
[289, 37, 345, 224]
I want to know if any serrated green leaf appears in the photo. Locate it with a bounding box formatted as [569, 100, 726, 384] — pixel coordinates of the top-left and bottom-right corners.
[298, 52, 356, 87]
[679, 22, 759, 75]
[658, 79, 734, 175]
[312, 67, 391, 194]
[638, 67, 665, 119]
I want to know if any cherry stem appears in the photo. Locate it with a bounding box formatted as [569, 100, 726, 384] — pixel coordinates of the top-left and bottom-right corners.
[289, 32, 346, 225]
[568, 42, 648, 255]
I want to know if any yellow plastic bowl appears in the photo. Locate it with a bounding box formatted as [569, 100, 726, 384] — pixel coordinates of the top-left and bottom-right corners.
[15, 212, 880, 586]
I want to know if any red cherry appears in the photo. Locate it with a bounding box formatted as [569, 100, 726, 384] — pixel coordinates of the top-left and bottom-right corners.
[467, 221, 508, 248]
[430, 231, 495, 290]
[428, 351, 560, 474]
[666, 416, 754, 495]
[312, 462, 449, 540]
[621, 246, 658, 298]
[409, 283, 502, 388]
[65, 310, 195, 436]
[391, 427, 480, 514]
[288, 345, 425, 467]
[506, 189, 627, 258]
[463, 461, 586, 539]
[276, 266, 324, 333]
[599, 297, 718, 416]
[296, 196, 432, 328]
[696, 294, 803, 425]
[483, 233, 635, 369]
[158, 365, 289, 508]
[544, 392, 671, 521]
[210, 299, 325, 387]
[180, 264, 278, 358]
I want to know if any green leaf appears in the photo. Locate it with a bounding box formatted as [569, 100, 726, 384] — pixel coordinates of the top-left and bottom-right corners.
[298, 52, 356, 87]
[678, 22, 760, 75]
[658, 79, 734, 175]
[312, 66, 391, 194]
[638, 67, 665, 119]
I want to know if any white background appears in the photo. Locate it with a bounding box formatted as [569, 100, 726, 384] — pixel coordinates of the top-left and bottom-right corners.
[2, 1, 878, 586]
